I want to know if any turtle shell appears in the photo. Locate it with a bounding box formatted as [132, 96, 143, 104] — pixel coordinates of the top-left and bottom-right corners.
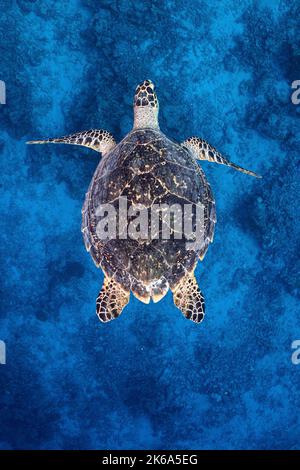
[82, 128, 216, 302]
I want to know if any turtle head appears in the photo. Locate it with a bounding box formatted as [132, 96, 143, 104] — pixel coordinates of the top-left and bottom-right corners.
[133, 80, 159, 129]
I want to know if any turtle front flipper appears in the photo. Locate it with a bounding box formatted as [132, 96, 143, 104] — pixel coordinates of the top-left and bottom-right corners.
[182, 137, 261, 178]
[96, 277, 130, 323]
[171, 272, 205, 323]
[27, 129, 116, 155]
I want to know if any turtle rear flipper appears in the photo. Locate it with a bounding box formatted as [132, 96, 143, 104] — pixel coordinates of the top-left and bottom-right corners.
[96, 277, 130, 322]
[172, 272, 205, 323]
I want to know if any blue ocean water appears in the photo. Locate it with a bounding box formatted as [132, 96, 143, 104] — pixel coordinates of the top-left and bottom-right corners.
[0, 0, 299, 450]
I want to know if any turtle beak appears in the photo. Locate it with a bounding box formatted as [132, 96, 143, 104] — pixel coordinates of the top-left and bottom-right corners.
[137, 79, 154, 90]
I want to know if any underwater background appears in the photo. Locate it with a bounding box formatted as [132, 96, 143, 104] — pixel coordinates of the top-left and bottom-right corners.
[0, 0, 299, 450]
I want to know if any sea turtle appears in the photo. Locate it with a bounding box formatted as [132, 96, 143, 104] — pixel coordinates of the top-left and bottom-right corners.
[27, 80, 260, 323]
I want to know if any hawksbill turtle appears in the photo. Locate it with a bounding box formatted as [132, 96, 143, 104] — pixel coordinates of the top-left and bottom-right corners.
[27, 80, 260, 323]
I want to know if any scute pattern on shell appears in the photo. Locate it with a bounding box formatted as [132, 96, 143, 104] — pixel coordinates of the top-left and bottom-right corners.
[82, 128, 216, 298]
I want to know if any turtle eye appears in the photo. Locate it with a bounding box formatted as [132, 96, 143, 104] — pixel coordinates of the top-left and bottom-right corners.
[145, 80, 154, 90]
